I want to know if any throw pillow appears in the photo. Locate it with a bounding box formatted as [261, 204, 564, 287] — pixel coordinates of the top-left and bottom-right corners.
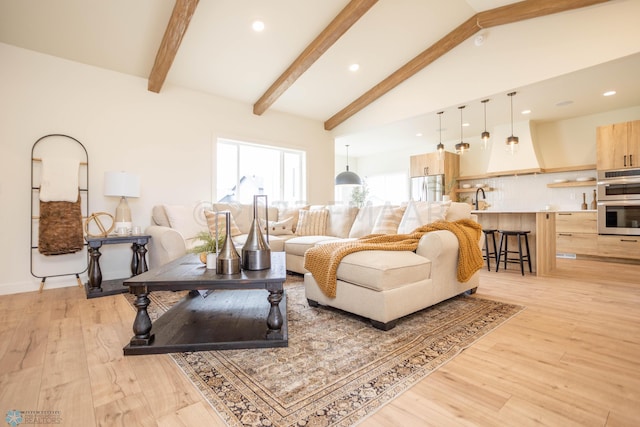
[204, 210, 242, 237]
[277, 204, 309, 233]
[260, 217, 295, 236]
[326, 205, 359, 238]
[295, 209, 329, 236]
[348, 205, 384, 238]
[371, 205, 406, 234]
[397, 200, 452, 234]
[163, 204, 205, 239]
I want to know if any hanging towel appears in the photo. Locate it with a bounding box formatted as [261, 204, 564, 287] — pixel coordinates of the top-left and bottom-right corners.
[39, 157, 80, 202]
[38, 192, 84, 255]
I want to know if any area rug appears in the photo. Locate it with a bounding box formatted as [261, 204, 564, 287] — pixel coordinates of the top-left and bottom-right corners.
[130, 274, 523, 426]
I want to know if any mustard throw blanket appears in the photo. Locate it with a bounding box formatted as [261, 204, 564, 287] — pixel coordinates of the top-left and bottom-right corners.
[304, 219, 483, 298]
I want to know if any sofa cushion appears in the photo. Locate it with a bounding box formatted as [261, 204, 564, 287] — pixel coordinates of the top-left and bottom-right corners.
[285, 235, 339, 256]
[348, 205, 384, 238]
[371, 205, 405, 234]
[336, 251, 431, 292]
[204, 210, 242, 237]
[295, 208, 329, 236]
[163, 204, 205, 239]
[326, 205, 359, 238]
[397, 200, 451, 234]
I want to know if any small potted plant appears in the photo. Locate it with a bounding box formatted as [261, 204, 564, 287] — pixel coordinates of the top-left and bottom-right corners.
[190, 231, 226, 263]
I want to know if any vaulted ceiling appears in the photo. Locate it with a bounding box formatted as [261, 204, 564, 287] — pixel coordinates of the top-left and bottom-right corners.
[1, 0, 639, 157]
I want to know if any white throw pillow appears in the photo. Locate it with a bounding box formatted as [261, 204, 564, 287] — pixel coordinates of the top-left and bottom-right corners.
[295, 209, 329, 236]
[326, 205, 359, 238]
[397, 200, 452, 234]
[371, 205, 405, 234]
[260, 217, 295, 235]
[348, 205, 384, 238]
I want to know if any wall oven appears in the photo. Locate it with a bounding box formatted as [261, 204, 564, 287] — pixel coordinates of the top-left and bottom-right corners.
[597, 168, 640, 235]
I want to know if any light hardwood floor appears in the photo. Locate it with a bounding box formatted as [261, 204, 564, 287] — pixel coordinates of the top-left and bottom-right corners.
[1, 258, 638, 426]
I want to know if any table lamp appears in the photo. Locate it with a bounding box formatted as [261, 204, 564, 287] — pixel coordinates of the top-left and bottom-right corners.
[104, 171, 140, 234]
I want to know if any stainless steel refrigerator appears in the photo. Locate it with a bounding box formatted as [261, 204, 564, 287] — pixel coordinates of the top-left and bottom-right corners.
[410, 174, 444, 202]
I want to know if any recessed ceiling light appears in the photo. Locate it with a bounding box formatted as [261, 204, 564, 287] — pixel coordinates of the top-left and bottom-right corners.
[521, 109, 531, 115]
[349, 63, 360, 72]
[463, 122, 470, 127]
[415, 132, 423, 137]
[252, 20, 265, 32]
[603, 90, 616, 97]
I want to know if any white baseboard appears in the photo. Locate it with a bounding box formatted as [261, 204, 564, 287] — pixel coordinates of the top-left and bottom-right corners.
[0, 275, 85, 296]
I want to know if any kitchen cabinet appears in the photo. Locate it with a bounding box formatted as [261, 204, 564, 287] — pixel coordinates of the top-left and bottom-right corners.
[555, 212, 598, 256]
[409, 151, 459, 195]
[597, 235, 640, 260]
[596, 119, 640, 170]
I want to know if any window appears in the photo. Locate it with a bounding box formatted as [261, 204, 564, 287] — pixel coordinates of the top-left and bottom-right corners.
[216, 139, 306, 204]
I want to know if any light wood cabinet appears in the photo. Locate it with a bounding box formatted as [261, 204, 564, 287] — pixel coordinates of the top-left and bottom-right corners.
[555, 212, 598, 256]
[409, 151, 459, 195]
[597, 235, 640, 260]
[596, 119, 640, 170]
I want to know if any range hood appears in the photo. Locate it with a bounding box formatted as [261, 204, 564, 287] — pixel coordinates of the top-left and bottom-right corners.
[485, 120, 544, 174]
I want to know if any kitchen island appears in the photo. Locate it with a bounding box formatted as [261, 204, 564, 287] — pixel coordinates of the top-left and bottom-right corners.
[472, 210, 556, 276]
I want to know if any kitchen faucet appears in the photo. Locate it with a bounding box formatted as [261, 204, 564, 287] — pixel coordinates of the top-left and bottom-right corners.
[474, 187, 486, 210]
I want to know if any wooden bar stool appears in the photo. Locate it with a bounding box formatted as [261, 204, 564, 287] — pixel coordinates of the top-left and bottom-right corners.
[482, 229, 498, 271]
[496, 230, 532, 275]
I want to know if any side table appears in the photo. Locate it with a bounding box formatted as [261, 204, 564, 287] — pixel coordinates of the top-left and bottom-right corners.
[85, 234, 151, 299]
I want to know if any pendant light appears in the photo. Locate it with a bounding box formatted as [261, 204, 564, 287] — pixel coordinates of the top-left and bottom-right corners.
[335, 144, 362, 186]
[455, 106, 470, 155]
[506, 92, 519, 154]
[436, 111, 445, 159]
[480, 99, 490, 150]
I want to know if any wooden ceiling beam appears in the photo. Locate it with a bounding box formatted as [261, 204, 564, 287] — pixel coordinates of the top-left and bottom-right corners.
[253, 0, 378, 116]
[148, 0, 199, 93]
[324, 0, 611, 131]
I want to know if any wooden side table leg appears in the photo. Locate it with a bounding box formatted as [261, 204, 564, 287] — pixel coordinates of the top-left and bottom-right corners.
[87, 247, 103, 294]
[129, 292, 154, 346]
[137, 243, 148, 273]
[130, 243, 139, 276]
[266, 289, 284, 339]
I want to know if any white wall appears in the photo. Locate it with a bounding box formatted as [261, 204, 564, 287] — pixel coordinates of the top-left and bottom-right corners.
[0, 43, 334, 295]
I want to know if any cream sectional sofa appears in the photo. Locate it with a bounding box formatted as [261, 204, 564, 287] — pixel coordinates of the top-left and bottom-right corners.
[145, 201, 481, 330]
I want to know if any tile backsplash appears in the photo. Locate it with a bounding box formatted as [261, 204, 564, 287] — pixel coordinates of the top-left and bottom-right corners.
[461, 170, 597, 212]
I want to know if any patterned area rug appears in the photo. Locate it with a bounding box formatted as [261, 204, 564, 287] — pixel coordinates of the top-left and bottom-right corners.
[131, 274, 523, 426]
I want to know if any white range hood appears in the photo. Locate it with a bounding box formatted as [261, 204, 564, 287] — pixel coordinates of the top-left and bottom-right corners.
[485, 120, 544, 174]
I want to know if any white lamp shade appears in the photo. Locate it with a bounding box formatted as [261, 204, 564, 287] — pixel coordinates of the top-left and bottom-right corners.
[104, 171, 140, 198]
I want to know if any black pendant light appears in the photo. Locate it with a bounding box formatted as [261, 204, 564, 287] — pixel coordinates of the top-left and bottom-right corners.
[506, 92, 519, 154]
[481, 99, 490, 150]
[455, 106, 470, 155]
[436, 111, 445, 158]
[335, 144, 362, 186]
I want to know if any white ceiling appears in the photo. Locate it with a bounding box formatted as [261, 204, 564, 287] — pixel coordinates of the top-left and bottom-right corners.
[1, 0, 639, 158]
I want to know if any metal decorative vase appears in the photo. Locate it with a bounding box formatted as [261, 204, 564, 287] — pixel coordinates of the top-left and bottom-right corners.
[242, 195, 271, 270]
[216, 211, 241, 274]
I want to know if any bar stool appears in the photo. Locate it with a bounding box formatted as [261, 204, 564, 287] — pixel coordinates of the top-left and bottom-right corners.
[482, 229, 498, 271]
[496, 230, 532, 275]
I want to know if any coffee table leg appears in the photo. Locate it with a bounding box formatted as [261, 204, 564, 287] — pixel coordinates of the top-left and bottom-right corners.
[266, 289, 283, 339]
[129, 292, 154, 346]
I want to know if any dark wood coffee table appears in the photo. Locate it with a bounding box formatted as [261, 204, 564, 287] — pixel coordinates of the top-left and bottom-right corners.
[123, 252, 287, 355]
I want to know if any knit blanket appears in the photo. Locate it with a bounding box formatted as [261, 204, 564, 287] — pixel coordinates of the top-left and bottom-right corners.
[303, 219, 483, 298]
